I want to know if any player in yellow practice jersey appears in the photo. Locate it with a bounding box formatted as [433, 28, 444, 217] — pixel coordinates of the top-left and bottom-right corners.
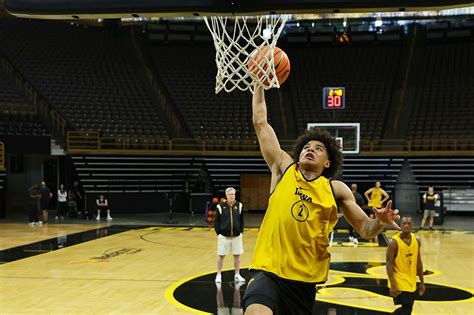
[242, 86, 401, 315]
[364, 180, 390, 210]
[386, 217, 425, 315]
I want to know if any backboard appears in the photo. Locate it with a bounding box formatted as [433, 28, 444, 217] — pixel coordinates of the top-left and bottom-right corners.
[307, 122, 360, 154]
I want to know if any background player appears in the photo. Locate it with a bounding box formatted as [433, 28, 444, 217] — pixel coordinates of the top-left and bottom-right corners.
[386, 216, 425, 314]
[364, 181, 390, 212]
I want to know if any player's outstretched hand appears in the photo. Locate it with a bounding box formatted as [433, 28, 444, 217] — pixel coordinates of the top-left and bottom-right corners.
[372, 200, 401, 230]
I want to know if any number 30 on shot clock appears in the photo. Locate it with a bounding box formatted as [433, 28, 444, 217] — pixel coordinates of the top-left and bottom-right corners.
[322, 87, 345, 109]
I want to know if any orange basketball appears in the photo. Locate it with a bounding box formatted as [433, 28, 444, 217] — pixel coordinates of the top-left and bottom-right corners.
[247, 46, 291, 87]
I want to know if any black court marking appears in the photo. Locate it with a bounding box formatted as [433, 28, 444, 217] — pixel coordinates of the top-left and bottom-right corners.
[318, 277, 472, 302]
[0, 225, 139, 264]
[172, 264, 473, 314]
[330, 262, 435, 277]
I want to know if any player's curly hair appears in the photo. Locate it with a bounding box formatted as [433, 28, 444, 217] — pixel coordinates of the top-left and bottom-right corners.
[291, 127, 343, 178]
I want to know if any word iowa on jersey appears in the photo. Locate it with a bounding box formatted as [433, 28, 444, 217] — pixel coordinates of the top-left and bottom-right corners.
[251, 164, 338, 283]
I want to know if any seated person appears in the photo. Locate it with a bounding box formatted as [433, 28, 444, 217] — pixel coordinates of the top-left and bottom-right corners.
[96, 194, 113, 221]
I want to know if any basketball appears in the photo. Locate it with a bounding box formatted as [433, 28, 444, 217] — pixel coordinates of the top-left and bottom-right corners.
[247, 46, 291, 87]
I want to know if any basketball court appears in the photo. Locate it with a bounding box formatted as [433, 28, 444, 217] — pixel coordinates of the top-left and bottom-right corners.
[1, 0, 473, 314]
[0, 217, 473, 314]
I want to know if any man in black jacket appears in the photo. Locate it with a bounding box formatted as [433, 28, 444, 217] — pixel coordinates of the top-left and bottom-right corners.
[215, 187, 245, 284]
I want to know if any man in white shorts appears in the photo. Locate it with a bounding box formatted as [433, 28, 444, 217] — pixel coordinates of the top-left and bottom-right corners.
[215, 187, 245, 284]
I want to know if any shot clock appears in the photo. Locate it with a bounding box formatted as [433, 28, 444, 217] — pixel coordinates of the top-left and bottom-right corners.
[322, 87, 345, 109]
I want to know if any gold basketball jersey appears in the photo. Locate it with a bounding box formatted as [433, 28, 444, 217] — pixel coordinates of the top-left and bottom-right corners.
[368, 187, 383, 208]
[250, 164, 338, 283]
[389, 233, 419, 292]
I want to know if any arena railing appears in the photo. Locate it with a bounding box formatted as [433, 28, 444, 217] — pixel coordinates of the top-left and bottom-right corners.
[0, 102, 35, 113]
[1, 55, 68, 138]
[67, 131, 474, 154]
[67, 131, 101, 151]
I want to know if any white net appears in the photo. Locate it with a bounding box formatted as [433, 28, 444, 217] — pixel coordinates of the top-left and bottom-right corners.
[204, 15, 289, 94]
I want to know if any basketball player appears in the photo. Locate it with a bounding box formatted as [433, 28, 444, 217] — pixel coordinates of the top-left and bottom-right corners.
[364, 181, 390, 213]
[214, 187, 245, 284]
[386, 217, 425, 315]
[242, 86, 401, 315]
[420, 186, 439, 230]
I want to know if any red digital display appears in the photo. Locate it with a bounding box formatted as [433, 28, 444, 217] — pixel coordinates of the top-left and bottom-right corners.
[327, 95, 342, 107]
[323, 87, 345, 110]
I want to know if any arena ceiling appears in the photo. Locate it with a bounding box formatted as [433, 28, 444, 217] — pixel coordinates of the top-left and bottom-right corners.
[2, 0, 473, 20]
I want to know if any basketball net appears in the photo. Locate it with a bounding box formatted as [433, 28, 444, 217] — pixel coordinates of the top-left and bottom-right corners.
[204, 15, 289, 94]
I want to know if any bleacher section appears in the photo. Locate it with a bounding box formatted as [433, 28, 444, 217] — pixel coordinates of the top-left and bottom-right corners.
[0, 18, 472, 149]
[0, 71, 48, 135]
[0, 111, 49, 136]
[72, 155, 406, 196]
[204, 157, 269, 193]
[0, 19, 168, 139]
[71, 155, 208, 213]
[0, 72, 28, 109]
[71, 155, 202, 193]
[70, 154, 474, 212]
[204, 156, 402, 195]
[443, 189, 474, 212]
[407, 39, 474, 146]
[408, 157, 474, 192]
[148, 45, 258, 142]
[285, 44, 401, 141]
[342, 157, 403, 194]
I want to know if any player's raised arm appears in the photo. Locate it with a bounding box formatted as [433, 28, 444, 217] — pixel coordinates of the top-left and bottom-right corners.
[332, 180, 400, 240]
[252, 86, 293, 177]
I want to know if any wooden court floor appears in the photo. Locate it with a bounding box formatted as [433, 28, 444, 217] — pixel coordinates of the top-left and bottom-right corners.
[0, 224, 473, 314]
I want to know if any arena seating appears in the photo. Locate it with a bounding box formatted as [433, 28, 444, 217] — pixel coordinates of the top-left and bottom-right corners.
[407, 156, 474, 192]
[71, 154, 207, 213]
[71, 154, 474, 197]
[148, 45, 259, 142]
[71, 155, 202, 193]
[284, 44, 401, 142]
[407, 39, 474, 145]
[0, 19, 169, 139]
[0, 71, 48, 135]
[204, 156, 402, 195]
[0, 111, 49, 136]
[0, 19, 472, 148]
[0, 72, 27, 108]
[443, 189, 474, 212]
